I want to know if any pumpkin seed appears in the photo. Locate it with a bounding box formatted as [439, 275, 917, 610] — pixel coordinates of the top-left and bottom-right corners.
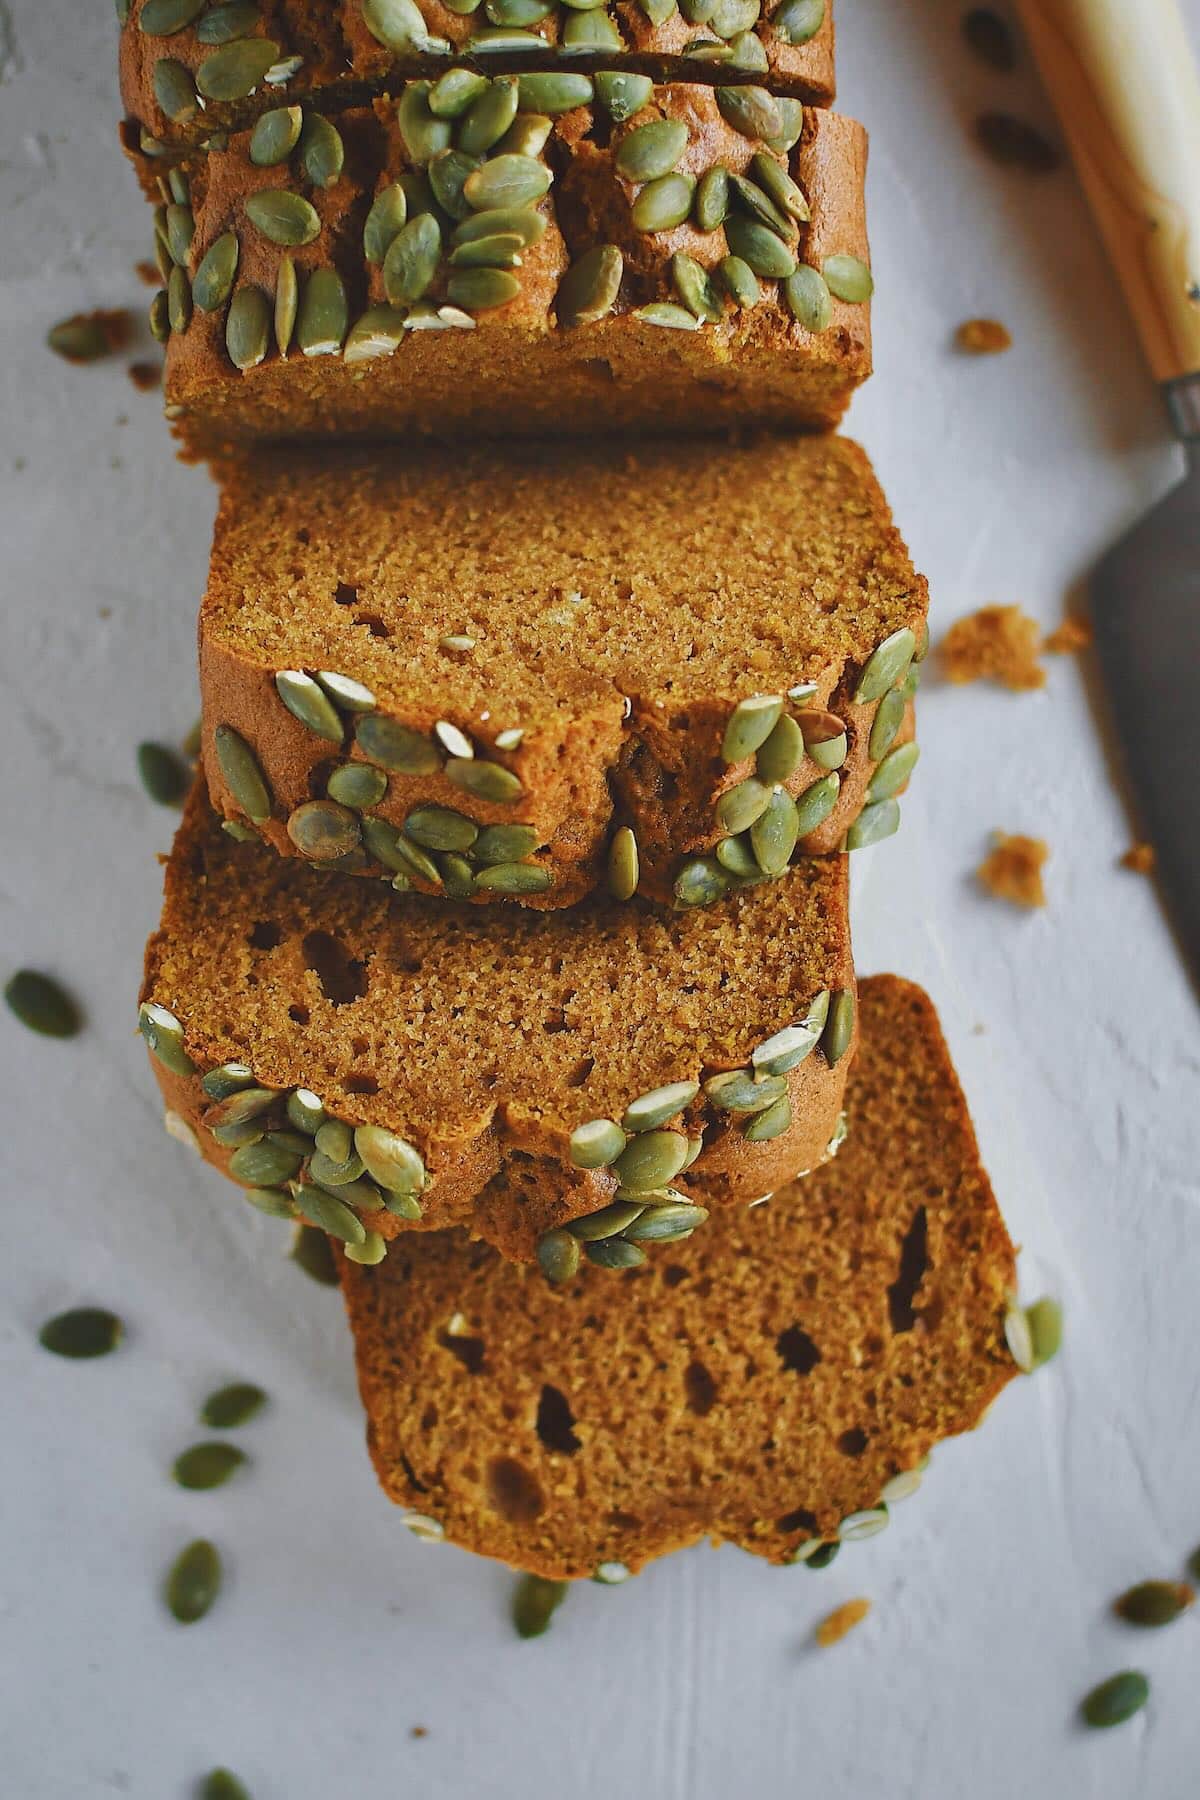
[568, 1200, 645, 1241]
[283, 1089, 324, 1134]
[561, 10, 620, 46]
[513, 1573, 568, 1638]
[427, 148, 480, 220]
[244, 189, 320, 247]
[821, 989, 854, 1066]
[201, 1382, 267, 1429]
[616, 119, 688, 183]
[213, 723, 271, 821]
[445, 756, 523, 801]
[394, 836, 443, 886]
[455, 76, 517, 156]
[429, 68, 490, 115]
[516, 72, 593, 114]
[1004, 1304, 1035, 1372]
[838, 1507, 889, 1541]
[267, 253, 296, 354]
[715, 833, 759, 878]
[354, 1125, 425, 1195]
[139, 0, 206, 33]
[724, 212, 796, 279]
[166, 1540, 221, 1624]
[380, 1188, 423, 1221]
[474, 861, 552, 894]
[631, 174, 695, 233]
[201, 1770, 252, 1800]
[845, 798, 900, 850]
[867, 688, 906, 761]
[454, 205, 546, 247]
[793, 771, 839, 838]
[400, 1510, 444, 1541]
[225, 284, 270, 370]
[343, 1230, 387, 1265]
[473, 824, 539, 864]
[38, 1307, 122, 1358]
[537, 1228, 581, 1281]
[744, 1093, 792, 1141]
[674, 856, 730, 906]
[363, 0, 431, 48]
[1081, 1672, 1149, 1729]
[290, 1223, 339, 1285]
[557, 245, 623, 325]
[446, 267, 521, 310]
[210, 1113, 267, 1149]
[854, 627, 915, 703]
[1024, 1295, 1062, 1367]
[440, 852, 473, 897]
[728, 170, 795, 240]
[206, 1086, 276, 1130]
[264, 54, 303, 85]
[750, 787, 799, 874]
[299, 112, 344, 189]
[866, 741, 919, 803]
[173, 1442, 247, 1490]
[149, 287, 171, 344]
[5, 966, 81, 1038]
[753, 711, 804, 783]
[671, 253, 723, 322]
[717, 776, 771, 835]
[624, 1201, 708, 1241]
[593, 1560, 631, 1583]
[1114, 1581, 1194, 1627]
[229, 1140, 303, 1187]
[267, 1129, 311, 1157]
[197, 0, 261, 41]
[569, 1118, 626, 1168]
[464, 154, 551, 211]
[586, 1238, 646, 1269]
[315, 1120, 354, 1163]
[823, 254, 874, 303]
[752, 990, 829, 1074]
[287, 800, 360, 860]
[703, 1069, 786, 1113]
[163, 202, 194, 267]
[404, 805, 479, 852]
[355, 716, 435, 774]
[715, 84, 780, 140]
[750, 151, 810, 220]
[139, 1001, 195, 1075]
[193, 232, 240, 312]
[448, 230, 523, 269]
[360, 191, 406, 279]
[201, 1064, 255, 1101]
[296, 267, 348, 355]
[383, 213, 442, 306]
[466, 25, 546, 50]
[782, 264, 831, 331]
[274, 670, 344, 743]
[359, 819, 408, 874]
[722, 694, 782, 763]
[248, 104, 302, 166]
[294, 1183, 367, 1245]
[169, 261, 196, 331]
[694, 165, 730, 232]
[880, 1468, 924, 1503]
[327, 762, 388, 808]
[153, 56, 198, 123]
[773, 0, 823, 41]
[718, 255, 760, 308]
[594, 70, 653, 122]
[196, 38, 281, 101]
[607, 825, 639, 900]
[709, 0, 758, 32]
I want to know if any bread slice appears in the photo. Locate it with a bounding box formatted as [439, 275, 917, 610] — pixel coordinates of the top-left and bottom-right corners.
[200, 434, 924, 911]
[142, 782, 856, 1264]
[150, 82, 870, 453]
[120, 0, 836, 161]
[341, 975, 1019, 1577]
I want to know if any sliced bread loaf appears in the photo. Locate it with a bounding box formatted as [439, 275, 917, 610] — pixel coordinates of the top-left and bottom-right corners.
[340, 975, 1020, 1577]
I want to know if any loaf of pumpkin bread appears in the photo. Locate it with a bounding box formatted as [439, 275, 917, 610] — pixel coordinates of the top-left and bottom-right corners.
[120, 0, 835, 161]
[339, 975, 1019, 1578]
[200, 434, 924, 910]
[141, 781, 857, 1266]
[148, 79, 871, 450]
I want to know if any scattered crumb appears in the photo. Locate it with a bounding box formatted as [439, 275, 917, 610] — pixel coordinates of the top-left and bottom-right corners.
[46, 308, 133, 363]
[940, 606, 1046, 691]
[816, 1597, 872, 1648]
[410, 1726, 428, 1740]
[1120, 842, 1156, 875]
[955, 318, 1012, 354]
[962, 7, 1017, 71]
[974, 113, 1061, 173]
[1043, 616, 1093, 655]
[978, 833, 1049, 908]
[135, 260, 161, 286]
[98, 606, 112, 620]
[127, 360, 162, 392]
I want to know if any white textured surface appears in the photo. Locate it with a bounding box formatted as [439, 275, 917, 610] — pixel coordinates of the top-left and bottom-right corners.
[2, 4, 1199, 1795]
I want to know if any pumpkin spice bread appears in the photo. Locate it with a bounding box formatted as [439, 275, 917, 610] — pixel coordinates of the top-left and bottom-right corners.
[200, 434, 926, 910]
[340, 975, 1020, 1578]
[148, 80, 871, 450]
[141, 781, 857, 1266]
[119, 0, 835, 161]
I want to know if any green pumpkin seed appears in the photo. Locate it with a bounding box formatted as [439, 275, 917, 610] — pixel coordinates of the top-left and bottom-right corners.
[299, 112, 344, 188]
[823, 254, 874, 303]
[149, 287, 171, 344]
[398, 83, 455, 166]
[274, 670, 344, 743]
[5, 967, 81, 1038]
[1081, 1672, 1149, 1729]
[445, 756, 523, 801]
[709, 0, 758, 32]
[854, 627, 916, 703]
[466, 26, 546, 51]
[364, 0, 431, 48]
[163, 202, 193, 267]
[193, 232, 240, 312]
[743, 1093, 792, 1141]
[404, 805, 478, 851]
[318, 671, 375, 712]
[845, 798, 900, 850]
[287, 800, 360, 861]
[361, 819, 410, 873]
[293, 1183, 367, 1245]
[750, 151, 810, 220]
[557, 245, 623, 325]
[201, 1063, 255, 1101]
[394, 836, 442, 886]
[139, 1001, 195, 1075]
[796, 710, 845, 766]
[356, 716, 436, 775]
[634, 302, 700, 331]
[343, 1230, 387, 1265]
[214, 723, 271, 821]
[839, 1506, 889, 1541]
[703, 1069, 786, 1113]
[724, 212, 796, 279]
[513, 1573, 568, 1638]
[381, 1188, 423, 1220]
[457, 76, 519, 155]
[568, 1200, 646, 1241]
[296, 267, 348, 356]
[694, 164, 730, 232]
[447, 230, 523, 269]
[671, 252, 723, 322]
[228, 1140, 302, 1187]
[354, 1125, 425, 1194]
[38, 1307, 122, 1358]
[139, 0, 206, 33]
[867, 688, 906, 761]
[623, 1081, 700, 1137]
[264, 53, 303, 84]
[716, 84, 781, 140]
[569, 1118, 626, 1168]
[1026, 1296, 1063, 1367]
[225, 284, 270, 370]
[314, 1120, 353, 1163]
[210, 1114, 266, 1149]
[201, 1382, 267, 1429]
[754, 711, 804, 783]
[285, 1088, 325, 1133]
[165, 264, 191, 334]
[516, 72, 593, 113]
[793, 771, 839, 838]
[728, 170, 795, 240]
[866, 741, 919, 803]
[166, 1540, 221, 1624]
[773, 0, 823, 41]
[267, 1129, 311, 1157]
[752, 990, 829, 1074]
[561, 10, 620, 46]
[715, 832, 759, 877]
[429, 148, 482, 221]
[446, 267, 521, 310]
[1114, 1581, 1193, 1627]
[327, 762, 388, 808]
[363, 186, 408, 270]
[153, 56, 198, 123]
[717, 776, 772, 834]
[594, 71, 653, 123]
[267, 253, 296, 354]
[384, 212, 442, 306]
[750, 786, 799, 874]
[607, 824, 639, 900]
[196, 38, 281, 102]
[624, 1201, 708, 1242]
[454, 205, 546, 247]
[463, 154, 551, 211]
[586, 1238, 646, 1270]
[206, 1085, 276, 1130]
[248, 104, 302, 166]
[593, 1558, 632, 1582]
[681, 0, 716, 22]
[616, 119, 688, 182]
[173, 1442, 247, 1490]
[244, 189, 320, 247]
[722, 694, 782, 763]
[201, 1770, 252, 1800]
[718, 255, 760, 307]
[631, 174, 695, 233]
[801, 1541, 840, 1569]
[430, 68, 490, 116]
[474, 861, 552, 894]
[821, 988, 854, 1066]
[613, 1130, 689, 1192]
[474, 824, 539, 864]
[536, 1228, 582, 1282]
[290, 1223, 339, 1284]
[674, 856, 730, 906]
[197, 0, 261, 42]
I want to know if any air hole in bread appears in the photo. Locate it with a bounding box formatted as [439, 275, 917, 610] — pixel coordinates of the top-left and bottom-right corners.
[354, 612, 391, 639]
[420, 1404, 438, 1431]
[486, 1456, 545, 1523]
[776, 1507, 819, 1535]
[247, 920, 282, 951]
[301, 931, 367, 1006]
[438, 1329, 486, 1375]
[535, 1384, 581, 1455]
[888, 1205, 928, 1334]
[333, 581, 356, 605]
[608, 1509, 641, 1531]
[776, 1324, 821, 1376]
[288, 1004, 309, 1025]
[399, 1452, 428, 1494]
[683, 1360, 718, 1417]
[836, 1427, 868, 1458]
[566, 1058, 594, 1089]
[346, 1072, 378, 1094]
[662, 1265, 689, 1288]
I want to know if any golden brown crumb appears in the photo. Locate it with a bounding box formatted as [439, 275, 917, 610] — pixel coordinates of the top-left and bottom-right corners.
[816, 1597, 872, 1647]
[1120, 843, 1156, 875]
[941, 607, 1045, 690]
[410, 1727, 428, 1739]
[978, 833, 1049, 907]
[135, 260, 161, 286]
[955, 318, 1013, 354]
[127, 360, 162, 392]
[1043, 616, 1093, 655]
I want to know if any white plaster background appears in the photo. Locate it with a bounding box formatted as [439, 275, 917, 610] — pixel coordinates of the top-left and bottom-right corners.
[1, 3, 1199, 1795]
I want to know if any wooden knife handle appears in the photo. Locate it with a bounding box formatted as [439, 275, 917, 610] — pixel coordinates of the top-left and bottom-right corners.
[1016, 0, 1200, 384]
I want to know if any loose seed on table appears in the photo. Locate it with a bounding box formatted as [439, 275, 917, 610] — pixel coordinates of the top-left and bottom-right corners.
[173, 1443, 247, 1490]
[201, 1382, 267, 1429]
[5, 969, 82, 1037]
[513, 1573, 568, 1638]
[38, 1307, 122, 1358]
[165, 1539, 222, 1624]
[1080, 1671, 1149, 1729]
[137, 740, 189, 805]
[1113, 1581, 1194, 1628]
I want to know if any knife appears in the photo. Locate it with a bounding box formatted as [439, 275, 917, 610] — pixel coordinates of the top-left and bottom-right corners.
[1016, 0, 1200, 983]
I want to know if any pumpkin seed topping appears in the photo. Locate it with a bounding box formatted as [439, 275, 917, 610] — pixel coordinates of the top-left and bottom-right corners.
[354, 1125, 425, 1194]
[718, 255, 760, 308]
[594, 1561, 631, 1584]
[173, 1442, 247, 1491]
[634, 300, 699, 329]
[225, 285, 271, 370]
[214, 724, 271, 820]
[820, 989, 854, 1066]
[400, 1511, 445, 1542]
[838, 1506, 889, 1542]
[201, 1382, 267, 1429]
[5, 969, 82, 1038]
[245, 188, 321, 247]
[717, 776, 772, 835]
[715, 833, 759, 878]
[1004, 1304, 1035, 1373]
[299, 112, 344, 189]
[568, 1199, 646, 1243]
[39, 1307, 122, 1359]
[755, 711, 804, 782]
[586, 1237, 646, 1269]
[616, 118, 688, 182]
[1114, 1581, 1194, 1628]
[1080, 1672, 1149, 1729]
[743, 1093, 792, 1141]
[725, 212, 796, 279]
[246, 1182, 300, 1221]
[868, 688, 906, 761]
[166, 1539, 222, 1624]
[728, 169, 795, 240]
[275, 671, 344, 742]
[722, 695, 783, 763]
[674, 856, 730, 907]
[153, 56, 199, 124]
[326, 762, 388, 809]
[405, 805, 479, 852]
[249, 105, 302, 166]
[344, 1230, 388, 1265]
[472, 823, 538, 864]
[294, 1182, 368, 1244]
[274, 253, 298, 354]
[430, 68, 490, 116]
[139, 0, 207, 31]
[750, 787, 799, 875]
[474, 861, 552, 894]
[202, 1063, 255, 1101]
[752, 992, 829, 1074]
[1026, 1296, 1063, 1367]
[286, 800, 361, 861]
[703, 1069, 788, 1115]
[845, 798, 900, 851]
[594, 71, 653, 122]
[150, 287, 172, 343]
[880, 1468, 924, 1504]
[200, 1772, 252, 1800]
[569, 1118, 626, 1168]
[866, 741, 919, 803]
[196, 38, 281, 102]
[139, 1001, 196, 1075]
[607, 825, 639, 901]
[716, 84, 781, 140]
[793, 772, 840, 839]
[290, 1223, 339, 1285]
[297, 267, 348, 356]
[854, 628, 916, 703]
[193, 232, 240, 312]
[784, 265, 832, 332]
[557, 245, 623, 325]
[613, 1129, 689, 1191]
[446, 757, 523, 802]
[823, 254, 874, 303]
[773, 0, 824, 43]
[672, 253, 724, 322]
[138, 740, 189, 805]
[463, 154, 551, 211]
[631, 176, 695, 233]
[624, 1201, 708, 1242]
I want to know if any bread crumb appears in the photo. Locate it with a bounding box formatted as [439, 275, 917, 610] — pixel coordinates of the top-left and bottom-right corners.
[1120, 842, 1156, 875]
[816, 1597, 871, 1647]
[978, 833, 1049, 907]
[46, 308, 132, 364]
[127, 360, 161, 392]
[955, 318, 1013, 354]
[135, 260, 161, 286]
[1043, 616, 1093, 655]
[410, 1726, 428, 1739]
[940, 606, 1046, 690]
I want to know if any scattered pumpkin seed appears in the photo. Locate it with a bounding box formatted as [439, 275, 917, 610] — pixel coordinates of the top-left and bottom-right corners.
[173, 1442, 247, 1490]
[356, 715, 437, 774]
[722, 695, 782, 763]
[672, 252, 724, 322]
[755, 711, 804, 783]
[752, 991, 829, 1074]
[274, 670, 344, 743]
[631, 175, 695, 233]
[1004, 1304, 1035, 1373]
[38, 1307, 122, 1358]
[561, 10, 621, 46]
[536, 1229, 581, 1281]
[380, 1188, 423, 1221]
[200, 1772, 252, 1800]
[299, 112, 344, 189]
[463, 153, 551, 211]
[193, 232, 240, 312]
[225, 284, 271, 370]
[149, 287, 171, 343]
[717, 777, 771, 836]
[166, 1539, 221, 1623]
[229, 1140, 303, 1187]
[1081, 1671, 1149, 1729]
[354, 1125, 425, 1194]
[196, 38, 281, 101]
[793, 772, 840, 838]
[773, 0, 823, 40]
[6, 967, 81, 1038]
[446, 267, 521, 310]
[694, 164, 730, 232]
[823, 254, 874, 303]
[557, 245, 623, 325]
[202, 1063, 255, 1101]
[867, 741, 919, 804]
[448, 230, 524, 269]
[399, 1510, 444, 1541]
[750, 787, 799, 874]
[867, 687, 906, 761]
[475, 861, 552, 894]
[137, 740, 188, 806]
[620, 1081, 697, 1135]
[586, 1238, 646, 1269]
[674, 856, 730, 907]
[838, 1506, 889, 1541]
[728, 169, 795, 240]
[429, 67, 489, 116]
[248, 104, 302, 166]
[201, 1383, 266, 1430]
[593, 70, 652, 121]
[403, 805, 477, 852]
[616, 119, 688, 183]
[139, 1001, 195, 1075]
[443, 849, 476, 893]
[716, 83, 780, 140]
[854, 627, 915, 703]
[593, 1560, 631, 1583]
[724, 213, 796, 279]
[213, 724, 271, 820]
[613, 1130, 689, 1192]
[821, 988, 854, 1066]
[513, 1572, 568, 1638]
[273, 253, 297, 354]
[569, 1118, 626, 1168]
[343, 1229, 386, 1265]
[139, 0, 206, 31]
[364, 0, 431, 48]
[703, 1069, 786, 1113]
[296, 267, 348, 355]
[744, 1093, 792, 1141]
[290, 1223, 339, 1284]
[623, 1201, 707, 1241]
[197, 0, 262, 41]
[393, 835, 443, 886]
[1026, 1296, 1063, 1367]
[287, 800, 360, 861]
[784, 265, 832, 331]
[607, 824, 639, 900]
[845, 798, 900, 850]
[715, 833, 759, 878]
[293, 1183, 367, 1245]
[245, 189, 320, 247]
[445, 757, 523, 802]
[568, 1199, 645, 1241]
[472, 824, 539, 864]
[1113, 1581, 1194, 1628]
